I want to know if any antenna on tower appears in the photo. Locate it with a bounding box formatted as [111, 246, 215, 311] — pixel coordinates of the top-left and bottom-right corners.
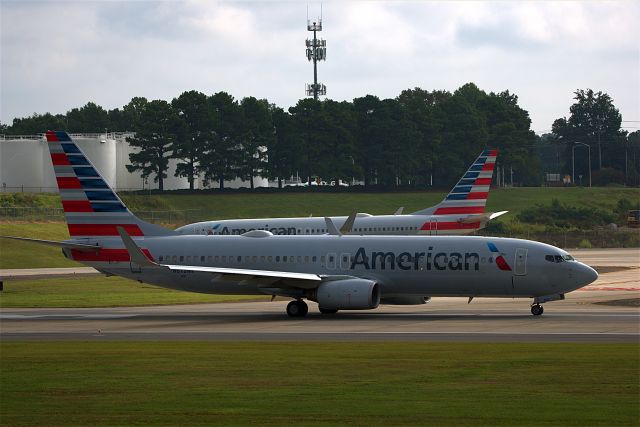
[305, 5, 326, 100]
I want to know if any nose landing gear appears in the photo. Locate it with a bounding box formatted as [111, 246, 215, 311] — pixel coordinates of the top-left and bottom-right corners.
[530, 304, 544, 316]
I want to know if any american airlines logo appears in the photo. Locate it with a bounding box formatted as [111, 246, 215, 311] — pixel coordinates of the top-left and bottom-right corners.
[487, 242, 511, 271]
[216, 226, 297, 235]
[350, 247, 480, 271]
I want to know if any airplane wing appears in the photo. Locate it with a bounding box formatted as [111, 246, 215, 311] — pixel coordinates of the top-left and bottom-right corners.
[116, 227, 324, 287]
[325, 217, 342, 236]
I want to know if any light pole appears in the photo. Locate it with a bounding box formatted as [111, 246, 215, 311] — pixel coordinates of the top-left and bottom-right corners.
[572, 142, 592, 187]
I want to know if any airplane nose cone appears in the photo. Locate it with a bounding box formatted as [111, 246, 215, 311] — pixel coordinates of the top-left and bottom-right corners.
[575, 263, 599, 288]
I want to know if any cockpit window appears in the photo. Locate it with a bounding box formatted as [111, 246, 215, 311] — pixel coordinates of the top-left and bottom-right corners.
[545, 255, 566, 263]
[562, 255, 574, 261]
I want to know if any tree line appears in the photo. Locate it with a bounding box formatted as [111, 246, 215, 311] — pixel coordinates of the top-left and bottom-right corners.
[2, 84, 637, 188]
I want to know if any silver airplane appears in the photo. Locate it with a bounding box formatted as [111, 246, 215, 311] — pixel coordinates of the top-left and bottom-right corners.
[177, 149, 508, 237]
[3, 131, 598, 317]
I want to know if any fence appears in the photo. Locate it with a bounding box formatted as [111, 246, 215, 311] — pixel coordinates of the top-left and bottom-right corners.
[478, 229, 640, 249]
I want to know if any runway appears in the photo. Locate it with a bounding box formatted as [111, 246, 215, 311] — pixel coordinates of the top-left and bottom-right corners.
[1, 248, 638, 343]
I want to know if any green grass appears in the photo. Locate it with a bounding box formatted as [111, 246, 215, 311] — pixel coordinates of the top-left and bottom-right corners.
[0, 222, 77, 268]
[0, 276, 267, 307]
[120, 187, 639, 221]
[0, 342, 637, 426]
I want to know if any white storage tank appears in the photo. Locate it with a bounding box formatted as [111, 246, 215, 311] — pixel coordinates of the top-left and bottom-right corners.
[0, 138, 46, 192]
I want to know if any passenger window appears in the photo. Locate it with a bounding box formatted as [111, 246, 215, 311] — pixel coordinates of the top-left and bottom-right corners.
[312, 256, 317, 262]
[187, 256, 192, 262]
[159, 256, 164, 262]
[207, 256, 212, 263]
[276, 256, 280, 262]
[252, 256, 257, 263]
[179, 256, 184, 262]
[222, 256, 227, 262]
[297, 256, 302, 263]
[304, 256, 309, 263]
[283, 256, 287, 262]
[172, 256, 177, 263]
[321, 256, 325, 263]
[201, 256, 205, 263]
[237, 256, 242, 262]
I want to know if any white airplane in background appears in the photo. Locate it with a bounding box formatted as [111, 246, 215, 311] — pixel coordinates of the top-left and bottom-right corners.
[2, 132, 598, 318]
[177, 149, 508, 237]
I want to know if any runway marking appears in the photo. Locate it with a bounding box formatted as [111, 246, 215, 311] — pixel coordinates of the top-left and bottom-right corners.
[579, 287, 640, 291]
[0, 314, 135, 320]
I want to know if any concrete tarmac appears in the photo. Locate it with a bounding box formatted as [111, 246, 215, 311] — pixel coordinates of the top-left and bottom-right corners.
[1, 248, 638, 343]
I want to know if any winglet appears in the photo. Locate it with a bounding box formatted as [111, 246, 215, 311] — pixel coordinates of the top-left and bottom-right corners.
[339, 210, 357, 234]
[394, 207, 404, 215]
[489, 211, 509, 220]
[324, 217, 342, 236]
[116, 226, 158, 267]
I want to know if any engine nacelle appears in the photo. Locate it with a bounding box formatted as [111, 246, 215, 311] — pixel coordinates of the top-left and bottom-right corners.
[381, 295, 431, 305]
[310, 279, 380, 310]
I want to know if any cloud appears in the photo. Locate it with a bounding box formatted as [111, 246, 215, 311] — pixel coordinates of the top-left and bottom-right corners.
[1, 0, 638, 135]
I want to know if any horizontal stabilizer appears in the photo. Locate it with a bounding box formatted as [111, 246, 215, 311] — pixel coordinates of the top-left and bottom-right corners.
[0, 235, 100, 251]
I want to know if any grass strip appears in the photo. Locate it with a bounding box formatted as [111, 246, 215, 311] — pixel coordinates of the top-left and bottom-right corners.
[0, 276, 267, 307]
[0, 342, 638, 426]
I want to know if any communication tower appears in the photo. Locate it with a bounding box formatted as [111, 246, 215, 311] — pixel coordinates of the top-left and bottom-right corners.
[305, 7, 326, 100]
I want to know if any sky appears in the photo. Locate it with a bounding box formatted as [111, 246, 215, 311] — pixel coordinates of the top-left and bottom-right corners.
[1, 0, 638, 135]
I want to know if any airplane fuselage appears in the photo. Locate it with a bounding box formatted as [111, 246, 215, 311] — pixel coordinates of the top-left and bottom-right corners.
[177, 214, 482, 236]
[68, 234, 594, 300]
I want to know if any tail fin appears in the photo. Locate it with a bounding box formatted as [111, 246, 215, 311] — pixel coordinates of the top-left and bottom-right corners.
[46, 130, 174, 239]
[412, 149, 497, 216]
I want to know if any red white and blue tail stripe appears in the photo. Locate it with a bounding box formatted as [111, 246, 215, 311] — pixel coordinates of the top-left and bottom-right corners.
[415, 149, 498, 234]
[46, 131, 172, 239]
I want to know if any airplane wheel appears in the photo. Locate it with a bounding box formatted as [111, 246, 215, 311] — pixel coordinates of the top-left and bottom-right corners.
[287, 300, 308, 317]
[531, 304, 544, 316]
[319, 307, 338, 314]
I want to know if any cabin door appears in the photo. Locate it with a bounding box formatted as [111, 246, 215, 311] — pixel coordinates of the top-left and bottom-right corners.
[514, 248, 527, 276]
[429, 218, 438, 235]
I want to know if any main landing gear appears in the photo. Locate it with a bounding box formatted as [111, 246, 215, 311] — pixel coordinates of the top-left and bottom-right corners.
[286, 299, 308, 317]
[531, 304, 544, 316]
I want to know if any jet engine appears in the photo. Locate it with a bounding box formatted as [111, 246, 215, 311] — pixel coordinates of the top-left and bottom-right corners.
[309, 279, 380, 310]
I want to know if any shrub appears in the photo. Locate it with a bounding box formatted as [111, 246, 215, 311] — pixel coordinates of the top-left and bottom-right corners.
[578, 239, 593, 249]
